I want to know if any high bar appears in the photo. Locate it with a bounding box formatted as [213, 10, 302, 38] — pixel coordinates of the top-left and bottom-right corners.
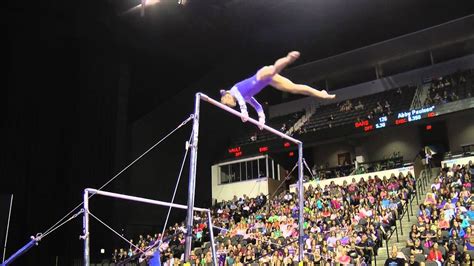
[85, 189, 209, 212]
[198, 93, 302, 144]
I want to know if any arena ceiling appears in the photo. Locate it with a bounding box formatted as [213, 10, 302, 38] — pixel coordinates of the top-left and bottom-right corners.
[16, 0, 474, 119]
[102, 0, 473, 119]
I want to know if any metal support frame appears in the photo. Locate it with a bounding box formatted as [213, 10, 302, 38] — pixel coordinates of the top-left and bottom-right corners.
[184, 95, 200, 261]
[82, 188, 215, 266]
[207, 211, 218, 266]
[82, 191, 90, 266]
[297, 143, 304, 261]
[193, 93, 305, 262]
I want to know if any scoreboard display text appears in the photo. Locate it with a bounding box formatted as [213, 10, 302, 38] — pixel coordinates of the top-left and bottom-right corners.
[225, 106, 438, 158]
[354, 106, 437, 132]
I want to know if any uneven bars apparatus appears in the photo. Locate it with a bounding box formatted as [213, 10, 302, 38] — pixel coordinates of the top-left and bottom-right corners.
[184, 93, 305, 262]
[82, 188, 218, 266]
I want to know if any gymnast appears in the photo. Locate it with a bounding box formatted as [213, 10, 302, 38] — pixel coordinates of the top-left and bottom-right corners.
[220, 51, 335, 129]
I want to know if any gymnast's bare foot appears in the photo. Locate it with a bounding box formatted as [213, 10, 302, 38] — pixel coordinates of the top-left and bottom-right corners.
[287, 51, 300, 64]
[321, 90, 336, 99]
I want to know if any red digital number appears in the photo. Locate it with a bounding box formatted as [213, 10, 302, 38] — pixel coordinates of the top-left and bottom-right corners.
[395, 118, 407, 125]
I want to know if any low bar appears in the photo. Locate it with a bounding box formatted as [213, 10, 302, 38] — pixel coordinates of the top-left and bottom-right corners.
[85, 189, 209, 213]
[1, 237, 39, 266]
[198, 93, 302, 144]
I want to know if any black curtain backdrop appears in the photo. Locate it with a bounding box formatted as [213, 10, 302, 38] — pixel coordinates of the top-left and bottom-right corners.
[4, 1, 122, 264]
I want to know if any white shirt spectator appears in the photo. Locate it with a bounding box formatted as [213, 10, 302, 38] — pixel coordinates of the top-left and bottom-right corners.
[431, 182, 441, 190]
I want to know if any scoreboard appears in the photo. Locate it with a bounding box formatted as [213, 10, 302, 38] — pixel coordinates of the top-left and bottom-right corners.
[227, 141, 295, 158]
[225, 105, 438, 159]
[354, 105, 437, 132]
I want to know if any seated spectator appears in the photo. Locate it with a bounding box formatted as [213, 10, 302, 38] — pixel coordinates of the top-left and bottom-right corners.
[374, 102, 384, 114]
[443, 91, 449, 103]
[421, 223, 435, 248]
[450, 91, 459, 102]
[427, 242, 444, 264]
[434, 229, 447, 245]
[424, 192, 437, 206]
[408, 224, 421, 245]
[410, 239, 424, 255]
[445, 253, 460, 266]
[355, 101, 364, 110]
[384, 246, 406, 266]
[446, 242, 461, 263]
[443, 78, 451, 88]
[464, 235, 474, 251]
[425, 95, 434, 106]
[355, 233, 374, 264]
[340, 100, 353, 112]
[407, 254, 420, 266]
[461, 253, 471, 266]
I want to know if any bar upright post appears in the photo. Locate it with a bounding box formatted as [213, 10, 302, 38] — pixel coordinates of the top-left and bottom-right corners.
[83, 190, 90, 266]
[184, 93, 201, 262]
[297, 143, 304, 262]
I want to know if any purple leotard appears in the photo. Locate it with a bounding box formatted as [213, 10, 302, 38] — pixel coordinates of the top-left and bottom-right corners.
[230, 73, 272, 115]
[234, 74, 272, 100]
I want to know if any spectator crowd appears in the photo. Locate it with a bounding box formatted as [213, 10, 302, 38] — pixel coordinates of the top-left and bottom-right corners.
[112, 170, 422, 265]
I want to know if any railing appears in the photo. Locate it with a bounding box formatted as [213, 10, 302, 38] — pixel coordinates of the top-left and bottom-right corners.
[410, 85, 423, 109]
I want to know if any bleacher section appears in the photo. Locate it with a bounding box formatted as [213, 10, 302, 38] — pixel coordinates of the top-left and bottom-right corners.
[424, 69, 474, 106]
[303, 85, 417, 132]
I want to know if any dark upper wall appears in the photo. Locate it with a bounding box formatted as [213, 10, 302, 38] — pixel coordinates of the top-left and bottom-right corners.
[446, 111, 474, 154]
[285, 15, 474, 87]
[3, 0, 126, 263]
[310, 110, 474, 169]
[311, 124, 421, 168]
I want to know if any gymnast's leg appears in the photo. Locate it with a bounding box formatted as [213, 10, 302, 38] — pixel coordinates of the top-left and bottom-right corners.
[270, 74, 336, 99]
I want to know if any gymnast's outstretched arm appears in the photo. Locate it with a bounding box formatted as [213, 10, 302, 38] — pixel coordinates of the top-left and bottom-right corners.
[270, 74, 336, 99]
[247, 97, 265, 129]
[229, 87, 249, 122]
